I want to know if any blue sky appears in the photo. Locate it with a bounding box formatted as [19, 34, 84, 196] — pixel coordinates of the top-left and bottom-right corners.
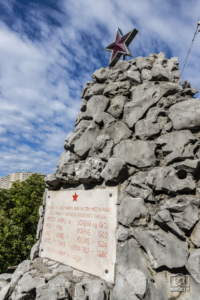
[0, 0, 200, 177]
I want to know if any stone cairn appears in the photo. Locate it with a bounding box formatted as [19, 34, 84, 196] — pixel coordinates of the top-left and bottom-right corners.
[1, 52, 200, 300]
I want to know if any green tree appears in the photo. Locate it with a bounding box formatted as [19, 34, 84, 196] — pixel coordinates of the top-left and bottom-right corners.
[0, 174, 45, 273]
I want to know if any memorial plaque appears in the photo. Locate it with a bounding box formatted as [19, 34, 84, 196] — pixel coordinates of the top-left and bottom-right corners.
[40, 187, 118, 283]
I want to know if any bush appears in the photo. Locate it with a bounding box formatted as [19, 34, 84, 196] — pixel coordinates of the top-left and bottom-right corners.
[0, 174, 45, 273]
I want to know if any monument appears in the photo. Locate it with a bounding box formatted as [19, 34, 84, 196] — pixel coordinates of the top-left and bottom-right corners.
[1, 51, 200, 300]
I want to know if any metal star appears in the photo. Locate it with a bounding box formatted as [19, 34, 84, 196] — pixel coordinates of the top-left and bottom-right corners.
[104, 28, 138, 67]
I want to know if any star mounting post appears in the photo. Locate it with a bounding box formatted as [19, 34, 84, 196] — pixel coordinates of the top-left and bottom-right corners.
[104, 28, 138, 67]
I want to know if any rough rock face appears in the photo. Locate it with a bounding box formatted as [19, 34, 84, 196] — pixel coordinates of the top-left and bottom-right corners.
[5, 53, 200, 299]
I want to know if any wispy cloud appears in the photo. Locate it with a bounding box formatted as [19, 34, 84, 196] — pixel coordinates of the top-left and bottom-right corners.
[0, 0, 200, 176]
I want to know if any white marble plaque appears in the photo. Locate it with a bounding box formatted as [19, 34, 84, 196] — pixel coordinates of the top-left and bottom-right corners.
[40, 187, 118, 283]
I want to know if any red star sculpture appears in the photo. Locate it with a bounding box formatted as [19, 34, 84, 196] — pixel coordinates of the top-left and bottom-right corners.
[72, 193, 78, 202]
[104, 28, 138, 67]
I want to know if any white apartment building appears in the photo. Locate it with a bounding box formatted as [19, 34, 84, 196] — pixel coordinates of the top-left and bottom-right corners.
[0, 172, 46, 189]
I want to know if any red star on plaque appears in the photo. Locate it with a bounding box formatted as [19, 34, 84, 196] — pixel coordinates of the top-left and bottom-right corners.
[72, 192, 78, 202]
[104, 27, 138, 67]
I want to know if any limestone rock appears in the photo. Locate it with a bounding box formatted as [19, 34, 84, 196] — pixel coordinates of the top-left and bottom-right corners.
[113, 140, 157, 168]
[186, 249, 200, 284]
[74, 280, 110, 300]
[81, 98, 87, 111]
[114, 60, 131, 71]
[191, 220, 200, 247]
[52, 265, 73, 274]
[92, 67, 112, 82]
[45, 174, 61, 190]
[118, 197, 149, 226]
[0, 274, 12, 282]
[161, 121, 173, 134]
[103, 81, 131, 97]
[104, 121, 132, 144]
[75, 157, 105, 184]
[153, 210, 185, 240]
[147, 167, 196, 195]
[74, 111, 84, 126]
[161, 195, 199, 230]
[117, 238, 152, 280]
[36, 216, 43, 239]
[126, 268, 147, 299]
[126, 172, 155, 202]
[101, 158, 129, 183]
[132, 228, 189, 269]
[57, 151, 79, 169]
[107, 95, 127, 118]
[123, 81, 181, 128]
[30, 241, 40, 261]
[116, 226, 129, 241]
[169, 99, 200, 130]
[172, 159, 200, 176]
[182, 80, 199, 96]
[83, 95, 110, 121]
[74, 121, 101, 158]
[156, 130, 197, 154]
[55, 163, 80, 185]
[124, 70, 141, 85]
[81, 81, 94, 98]
[88, 134, 114, 161]
[84, 83, 107, 100]
[136, 56, 152, 70]
[64, 120, 91, 151]
[17, 273, 45, 294]
[135, 107, 167, 140]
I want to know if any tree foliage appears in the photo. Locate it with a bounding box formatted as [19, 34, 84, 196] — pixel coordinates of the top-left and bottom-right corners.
[0, 174, 45, 273]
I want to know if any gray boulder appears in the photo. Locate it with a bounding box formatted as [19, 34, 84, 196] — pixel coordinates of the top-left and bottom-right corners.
[30, 241, 40, 261]
[74, 121, 101, 158]
[161, 195, 199, 230]
[123, 81, 181, 128]
[83, 95, 110, 121]
[191, 220, 200, 247]
[132, 228, 189, 269]
[74, 280, 110, 300]
[84, 83, 107, 100]
[104, 121, 132, 144]
[135, 107, 167, 140]
[169, 99, 200, 130]
[113, 140, 157, 168]
[81, 98, 87, 111]
[88, 134, 114, 161]
[64, 120, 91, 151]
[92, 67, 112, 82]
[172, 159, 200, 176]
[57, 151, 78, 169]
[186, 249, 200, 284]
[153, 209, 185, 240]
[125, 268, 147, 299]
[103, 81, 131, 97]
[147, 167, 196, 195]
[55, 163, 80, 185]
[81, 81, 94, 98]
[116, 226, 129, 242]
[16, 272, 45, 294]
[161, 121, 173, 134]
[136, 56, 152, 71]
[124, 70, 141, 85]
[118, 197, 149, 226]
[114, 60, 131, 71]
[107, 95, 127, 118]
[101, 158, 129, 183]
[156, 130, 197, 153]
[36, 216, 43, 239]
[45, 174, 61, 190]
[75, 157, 105, 184]
[126, 172, 155, 202]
